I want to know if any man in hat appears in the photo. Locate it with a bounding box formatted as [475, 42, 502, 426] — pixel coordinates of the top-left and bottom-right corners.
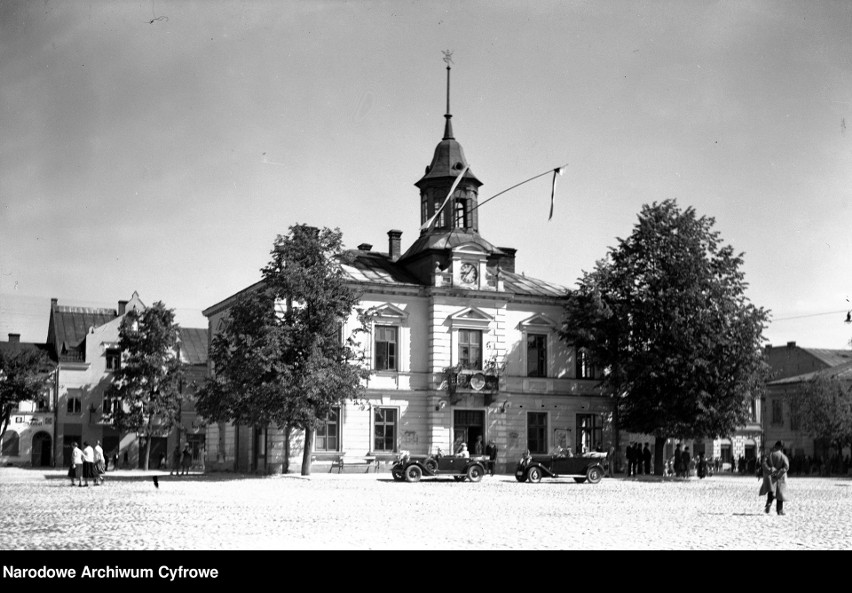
[760, 441, 790, 515]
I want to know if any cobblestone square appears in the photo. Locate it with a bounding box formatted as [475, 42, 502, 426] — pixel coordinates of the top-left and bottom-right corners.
[1, 468, 849, 550]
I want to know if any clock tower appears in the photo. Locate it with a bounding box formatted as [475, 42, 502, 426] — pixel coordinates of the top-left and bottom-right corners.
[398, 53, 514, 287]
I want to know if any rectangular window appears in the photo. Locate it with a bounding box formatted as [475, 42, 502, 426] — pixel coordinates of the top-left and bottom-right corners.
[771, 399, 783, 426]
[105, 348, 121, 371]
[790, 407, 799, 431]
[458, 329, 482, 370]
[527, 412, 548, 454]
[576, 414, 603, 453]
[576, 348, 596, 379]
[315, 407, 340, 452]
[374, 326, 397, 371]
[527, 334, 547, 377]
[66, 397, 81, 415]
[374, 408, 397, 452]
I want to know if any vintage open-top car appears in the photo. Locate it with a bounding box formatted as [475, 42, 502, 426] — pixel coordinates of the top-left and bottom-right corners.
[391, 450, 488, 483]
[515, 450, 607, 484]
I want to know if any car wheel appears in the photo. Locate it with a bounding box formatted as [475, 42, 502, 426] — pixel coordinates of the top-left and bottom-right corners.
[573, 477, 587, 483]
[424, 459, 438, 473]
[404, 465, 422, 483]
[526, 467, 542, 483]
[466, 465, 484, 483]
[391, 467, 404, 481]
[586, 466, 603, 484]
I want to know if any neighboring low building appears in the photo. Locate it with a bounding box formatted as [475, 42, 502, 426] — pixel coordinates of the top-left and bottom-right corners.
[47, 292, 207, 469]
[763, 341, 852, 460]
[0, 334, 55, 467]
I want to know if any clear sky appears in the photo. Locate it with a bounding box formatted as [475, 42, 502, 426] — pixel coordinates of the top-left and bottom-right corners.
[1, 0, 851, 349]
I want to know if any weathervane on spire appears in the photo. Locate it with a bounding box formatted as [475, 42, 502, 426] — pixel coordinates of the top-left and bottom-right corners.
[442, 49, 454, 66]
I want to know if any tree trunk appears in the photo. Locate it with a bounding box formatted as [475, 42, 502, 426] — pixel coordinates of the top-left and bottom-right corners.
[143, 433, 152, 471]
[301, 428, 313, 476]
[283, 423, 292, 474]
[654, 436, 666, 476]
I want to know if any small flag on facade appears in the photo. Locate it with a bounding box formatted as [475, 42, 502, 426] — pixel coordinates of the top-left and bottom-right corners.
[549, 166, 563, 221]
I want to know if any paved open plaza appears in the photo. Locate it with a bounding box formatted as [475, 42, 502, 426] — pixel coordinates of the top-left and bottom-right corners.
[1, 467, 849, 550]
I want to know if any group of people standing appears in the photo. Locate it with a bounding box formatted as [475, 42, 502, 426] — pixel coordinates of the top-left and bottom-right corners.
[625, 442, 651, 476]
[68, 441, 106, 487]
[170, 444, 194, 475]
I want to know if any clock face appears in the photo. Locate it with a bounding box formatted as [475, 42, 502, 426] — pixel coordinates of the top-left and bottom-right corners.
[460, 263, 478, 285]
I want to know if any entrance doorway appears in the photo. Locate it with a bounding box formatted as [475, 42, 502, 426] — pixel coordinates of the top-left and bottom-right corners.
[31, 432, 52, 467]
[453, 410, 485, 455]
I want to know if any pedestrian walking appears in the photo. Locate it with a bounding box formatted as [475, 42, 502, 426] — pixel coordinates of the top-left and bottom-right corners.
[681, 447, 691, 478]
[81, 441, 94, 487]
[674, 444, 683, 477]
[69, 442, 83, 487]
[170, 445, 181, 476]
[697, 452, 707, 479]
[485, 439, 498, 476]
[181, 445, 193, 475]
[642, 443, 652, 475]
[94, 440, 106, 485]
[759, 441, 790, 515]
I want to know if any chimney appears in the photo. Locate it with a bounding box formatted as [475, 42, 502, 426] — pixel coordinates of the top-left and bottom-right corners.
[497, 247, 517, 273]
[118, 300, 128, 315]
[786, 341, 796, 349]
[8, 333, 20, 343]
[388, 229, 402, 261]
[50, 298, 58, 310]
[358, 243, 373, 252]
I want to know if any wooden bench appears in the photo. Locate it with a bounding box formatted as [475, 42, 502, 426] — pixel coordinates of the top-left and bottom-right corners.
[331, 453, 376, 473]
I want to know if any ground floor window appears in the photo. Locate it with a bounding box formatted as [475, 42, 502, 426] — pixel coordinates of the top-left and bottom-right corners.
[374, 407, 397, 452]
[720, 444, 732, 464]
[527, 412, 548, 454]
[576, 414, 603, 453]
[315, 407, 340, 451]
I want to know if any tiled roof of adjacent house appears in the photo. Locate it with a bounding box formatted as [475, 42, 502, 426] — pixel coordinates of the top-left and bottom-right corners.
[768, 359, 852, 385]
[0, 340, 51, 357]
[802, 348, 852, 367]
[178, 327, 208, 366]
[48, 305, 117, 359]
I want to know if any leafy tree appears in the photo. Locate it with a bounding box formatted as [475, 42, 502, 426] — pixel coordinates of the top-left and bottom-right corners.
[0, 346, 54, 441]
[198, 225, 367, 475]
[106, 302, 184, 470]
[262, 225, 368, 475]
[561, 200, 769, 474]
[195, 288, 303, 473]
[789, 374, 852, 455]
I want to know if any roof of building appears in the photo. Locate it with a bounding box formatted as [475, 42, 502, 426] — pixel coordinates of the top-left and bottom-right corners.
[399, 229, 505, 262]
[48, 305, 117, 357]
[339, 250, 422, 287]
[801, 348, 852, 367]
[178, 327, 208, 366]
[768, 359, 852, 385]
[0, 339, 51, 357]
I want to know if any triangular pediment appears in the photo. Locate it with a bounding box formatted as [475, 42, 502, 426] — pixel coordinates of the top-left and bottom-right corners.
[519, 313, 557, 330]
[452, 242, 489, 258]
[365, 303, 409, 320]
[449, 307, 493, 325]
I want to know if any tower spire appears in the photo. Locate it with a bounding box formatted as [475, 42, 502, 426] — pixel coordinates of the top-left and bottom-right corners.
[442, 50, 454, 140]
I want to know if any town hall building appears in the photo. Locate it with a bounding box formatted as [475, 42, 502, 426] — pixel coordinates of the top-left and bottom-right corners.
[202, 63, 614, 474]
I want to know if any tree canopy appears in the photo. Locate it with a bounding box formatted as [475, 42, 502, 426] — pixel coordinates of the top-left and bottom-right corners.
[0, 345, 54, 440]
[197, 224, 367, 475]
[789, 373, 852, 453]
[561, 200, 769, 472]
[106, 301, 184, 470]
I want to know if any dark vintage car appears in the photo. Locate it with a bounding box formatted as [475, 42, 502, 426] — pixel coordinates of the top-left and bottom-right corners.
[516, 450, 607, 484]
[391, 451, 487, 483]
